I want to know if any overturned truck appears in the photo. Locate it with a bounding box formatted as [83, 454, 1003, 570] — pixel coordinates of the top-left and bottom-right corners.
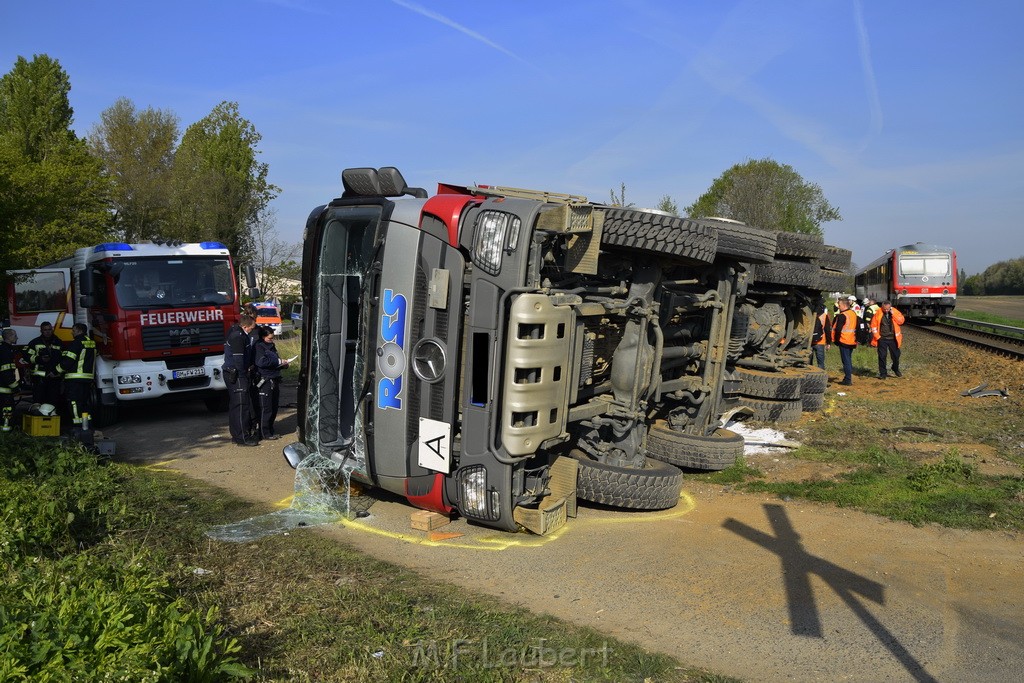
[283, 167, 841, 534]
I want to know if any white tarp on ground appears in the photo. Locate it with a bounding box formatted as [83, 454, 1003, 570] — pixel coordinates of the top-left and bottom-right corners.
[727, 422, 799, 455]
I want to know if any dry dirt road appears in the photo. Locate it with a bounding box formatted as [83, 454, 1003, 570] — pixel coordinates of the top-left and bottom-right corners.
[106, 333, 1024, 683]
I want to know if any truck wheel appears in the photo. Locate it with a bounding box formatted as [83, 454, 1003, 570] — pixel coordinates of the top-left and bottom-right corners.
[646, 421, 743, 471]
[798, 366, 828, 394]
[600, 208, 717, 265]
[752, 259, 821, 289]
[205, 393, 230, 413]
[697, 218, 777, 264]
[818, 268, 848, 294]
[739, 396, 802, 423]
[774, 231, 824, 261]
[93, 389, 119, 428]
[572, 451, 684, 510]
[818, 244, 852, 271]
[802, 391, 825, 412]
[735, 367, 803, 400]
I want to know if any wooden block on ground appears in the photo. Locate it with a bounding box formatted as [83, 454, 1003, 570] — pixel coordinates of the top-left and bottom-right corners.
[410, 510, 450, 531]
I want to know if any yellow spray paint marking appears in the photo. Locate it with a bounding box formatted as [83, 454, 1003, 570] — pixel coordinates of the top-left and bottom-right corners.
[329, 490, 699, 551]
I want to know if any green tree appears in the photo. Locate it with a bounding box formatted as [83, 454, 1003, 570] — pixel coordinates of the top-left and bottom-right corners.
[685, 158, 841, 234]
[169, 101, 278, 260]
[88, 97, 179, 242]
[0, 55, 111, 275]
[656, 194, 679, 216]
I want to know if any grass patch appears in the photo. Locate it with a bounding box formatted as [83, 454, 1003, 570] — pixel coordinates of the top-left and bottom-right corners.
[949, 308, 1024, 328]
[274, 334, 302, 384]
[1, 433, 731, 682]
[739, 452, 1024, 530]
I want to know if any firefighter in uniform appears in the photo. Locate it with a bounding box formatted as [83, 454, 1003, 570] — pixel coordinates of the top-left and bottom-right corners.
[26, 321, 64, 407]
[1, 329, 20, 432]
[832, 298, 859, 386]
[254, 326, 290, 441]
[223, 313, 258, 446]
[59, 323, 96, 428]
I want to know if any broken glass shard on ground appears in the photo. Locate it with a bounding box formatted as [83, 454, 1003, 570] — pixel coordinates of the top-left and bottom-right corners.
[206, 452, 374, 543]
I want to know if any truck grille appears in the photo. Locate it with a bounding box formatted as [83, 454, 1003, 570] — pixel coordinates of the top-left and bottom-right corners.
[142, 322, 224, 351]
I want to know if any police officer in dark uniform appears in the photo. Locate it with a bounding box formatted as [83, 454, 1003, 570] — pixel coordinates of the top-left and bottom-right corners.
[224, 313, 258, 446]
[59, 323, 96, 428]
[254, 326, 290, 440]
[26, 321, 64, 407]
[1, 328, 20, 432]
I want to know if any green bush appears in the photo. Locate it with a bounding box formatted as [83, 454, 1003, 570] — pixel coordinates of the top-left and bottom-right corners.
[0, 434, 249, 680]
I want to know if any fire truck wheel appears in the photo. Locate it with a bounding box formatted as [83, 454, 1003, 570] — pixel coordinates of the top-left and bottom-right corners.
[92, 389, 119, 428]
[738, 396, 803, 423]
[695, 218, 778, 264]
[571, 451, 683, 510]
[735, 367, 803, 400]
[646, 422, 743, 471]
[600, 208, 717, 265]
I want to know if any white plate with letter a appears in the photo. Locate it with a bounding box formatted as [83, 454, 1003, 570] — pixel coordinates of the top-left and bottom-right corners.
[418, 417, 451, 473]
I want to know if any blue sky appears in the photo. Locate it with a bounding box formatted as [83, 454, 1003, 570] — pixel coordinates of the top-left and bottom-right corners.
[3, 0, 1022, 276]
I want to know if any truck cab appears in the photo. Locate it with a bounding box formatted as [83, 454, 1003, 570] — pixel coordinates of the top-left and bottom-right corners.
[286, 167, 775, 533]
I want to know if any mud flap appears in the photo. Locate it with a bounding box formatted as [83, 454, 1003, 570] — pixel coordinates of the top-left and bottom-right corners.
[512, 456, 578, 535]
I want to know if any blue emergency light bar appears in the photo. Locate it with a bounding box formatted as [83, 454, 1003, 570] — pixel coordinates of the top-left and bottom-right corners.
[94, 243, 134, 252]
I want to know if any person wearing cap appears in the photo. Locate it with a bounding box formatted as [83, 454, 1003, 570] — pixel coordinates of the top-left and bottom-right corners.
[832, 298, 858, 385]
[870, 299, 905, 379]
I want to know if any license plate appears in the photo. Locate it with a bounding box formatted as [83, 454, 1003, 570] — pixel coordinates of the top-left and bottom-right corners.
[172, 367, 206, 379]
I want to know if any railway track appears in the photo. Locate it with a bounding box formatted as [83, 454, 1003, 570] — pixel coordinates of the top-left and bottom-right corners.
[909, 317, 1024, 360]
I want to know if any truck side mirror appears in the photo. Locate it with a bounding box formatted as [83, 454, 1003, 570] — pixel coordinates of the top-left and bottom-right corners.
[244, 264, 261, 299]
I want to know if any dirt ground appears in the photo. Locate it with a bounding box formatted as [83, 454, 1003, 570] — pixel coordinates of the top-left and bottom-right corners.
[102, 325, 1024, 683]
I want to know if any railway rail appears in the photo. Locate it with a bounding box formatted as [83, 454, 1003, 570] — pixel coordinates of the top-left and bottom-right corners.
[909, 317, 1024, 360]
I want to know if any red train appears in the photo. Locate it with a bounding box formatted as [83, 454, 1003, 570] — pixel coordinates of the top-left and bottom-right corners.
[854, 242, 957, 319]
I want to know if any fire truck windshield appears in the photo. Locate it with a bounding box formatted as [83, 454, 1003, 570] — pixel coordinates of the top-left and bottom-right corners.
[113, 257, 235, 308]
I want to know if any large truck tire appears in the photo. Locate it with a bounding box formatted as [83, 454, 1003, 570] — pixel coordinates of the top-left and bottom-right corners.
[818, 245, 852, 272]
[818, 268, 849, 294]
[802, 391, 825, 412]
[696, 218, 777, 264]
[735, 367, 803, 400]
[739, 396, 803, 423]
[572, 451, 684, 510]
[92, 388, 119, 428]
[601, 208, 718, 265]
[752, 259, 821, 289]
[774, 231, 825, 261]
[646, 422, 744, 471]
[798, 366, 828, 394]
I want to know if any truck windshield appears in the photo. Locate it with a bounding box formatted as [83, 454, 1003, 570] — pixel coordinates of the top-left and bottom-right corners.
[113, 257, 235, 308]
[308, 205, 382, 459]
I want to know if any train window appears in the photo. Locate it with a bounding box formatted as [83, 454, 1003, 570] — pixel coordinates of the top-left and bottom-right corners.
[900, 255, 949, 277]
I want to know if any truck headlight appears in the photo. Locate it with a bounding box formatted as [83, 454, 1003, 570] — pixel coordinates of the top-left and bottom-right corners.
[457, 465, 491, 519]
[473, 211, 519, 276]
[117, 374, 142, 385]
